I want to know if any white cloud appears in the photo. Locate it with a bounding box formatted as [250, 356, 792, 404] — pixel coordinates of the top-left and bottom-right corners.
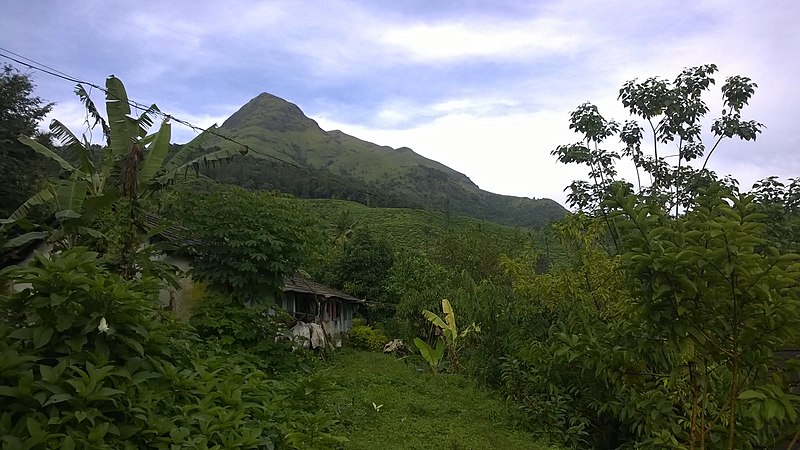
[380, 17, 584, 62]
[7, 0, 799, 209]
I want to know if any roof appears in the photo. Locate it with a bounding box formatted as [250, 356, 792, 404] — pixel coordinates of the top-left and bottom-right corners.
[282, 274, 365, 304]
[144, 213, 203, 249]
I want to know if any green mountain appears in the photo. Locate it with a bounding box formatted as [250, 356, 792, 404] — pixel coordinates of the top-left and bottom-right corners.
[196, 93, 567, 228]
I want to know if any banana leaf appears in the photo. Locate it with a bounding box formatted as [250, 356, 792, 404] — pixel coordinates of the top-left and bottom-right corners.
[413, 337, 445, 372]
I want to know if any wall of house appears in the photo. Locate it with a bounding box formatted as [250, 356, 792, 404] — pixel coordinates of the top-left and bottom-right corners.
[155, 254, 360, 344]
[157, 254, 205, 319]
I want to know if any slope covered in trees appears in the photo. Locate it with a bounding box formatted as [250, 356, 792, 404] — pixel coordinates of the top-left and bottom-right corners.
[188, 93, 567, 228]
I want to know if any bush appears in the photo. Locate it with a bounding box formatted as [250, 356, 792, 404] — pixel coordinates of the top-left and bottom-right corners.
[348, 319, 388, 351]
[0, 248, 343, 449]
[189, 293, 305, 374]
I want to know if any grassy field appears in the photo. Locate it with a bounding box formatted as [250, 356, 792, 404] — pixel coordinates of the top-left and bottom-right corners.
[324, 350, 560, 450]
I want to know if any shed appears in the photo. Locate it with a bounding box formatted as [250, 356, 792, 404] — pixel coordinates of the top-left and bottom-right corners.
[280, 275, 364, 346]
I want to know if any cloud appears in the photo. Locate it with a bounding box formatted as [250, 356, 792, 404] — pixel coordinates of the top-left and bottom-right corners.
[4, 0, 799, 208]
[379, 17, 583, 62]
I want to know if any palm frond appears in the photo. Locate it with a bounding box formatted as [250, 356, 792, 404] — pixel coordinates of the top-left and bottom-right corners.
[135, 104, 161, 138]
[158, 143, 247, 185]
[49, 120, 96, 174]
[3, 231, 49, 249]
[163, 124, 220, 171]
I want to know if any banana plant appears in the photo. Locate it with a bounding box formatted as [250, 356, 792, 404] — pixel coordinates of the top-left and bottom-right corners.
[415, 298, 480, 372]
[3, 76, 248, 250]
[413, 337, 445, 372]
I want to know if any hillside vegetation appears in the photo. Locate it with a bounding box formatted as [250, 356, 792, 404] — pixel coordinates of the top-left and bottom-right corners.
[193, 93, 567, 228]
[298, 198, 546, 252]
[4, 65, 800, 450]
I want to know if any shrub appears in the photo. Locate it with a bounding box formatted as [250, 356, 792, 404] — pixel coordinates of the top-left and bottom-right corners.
[348, 319, 388, 351]
[0, 248, 342, 449]
[189, 293, 304, 374]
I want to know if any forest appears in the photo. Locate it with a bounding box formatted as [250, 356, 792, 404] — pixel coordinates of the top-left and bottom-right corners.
[1, 62, 799, 450]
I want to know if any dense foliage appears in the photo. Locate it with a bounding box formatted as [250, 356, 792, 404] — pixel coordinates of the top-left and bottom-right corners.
[0, 65, 55, 219]
[0, 249, 341, 449]
[3, 62, 798, 450]
[170, 187, 321, 304]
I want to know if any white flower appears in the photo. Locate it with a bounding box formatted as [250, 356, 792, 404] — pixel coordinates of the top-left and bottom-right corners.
[98, 317, 109, 333]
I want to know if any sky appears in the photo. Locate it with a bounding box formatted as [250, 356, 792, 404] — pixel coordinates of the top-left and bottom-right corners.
[2, 0, 798, 207]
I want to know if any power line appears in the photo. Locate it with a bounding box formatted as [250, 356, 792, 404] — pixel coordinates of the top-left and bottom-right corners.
[0, 47, 405, 206]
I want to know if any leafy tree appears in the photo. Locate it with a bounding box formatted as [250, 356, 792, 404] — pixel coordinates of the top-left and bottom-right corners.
[431, 224, 527, 283]
[749, 176, 800, 252]
[386, 250, 453, 339]
[0, 65, 54, 219]
[172, 187, 320, 304]
[524, 65, 798, 449]
[555, 64, 763, 216]
[333, 228, 394, 302]
[609, 185, 800, 448]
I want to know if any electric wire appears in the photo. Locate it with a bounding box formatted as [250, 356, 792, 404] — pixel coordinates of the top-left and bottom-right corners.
[0, 47, 407, 207]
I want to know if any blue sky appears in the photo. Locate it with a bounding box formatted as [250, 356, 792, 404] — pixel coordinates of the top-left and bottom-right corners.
[2, 0, 798, 206]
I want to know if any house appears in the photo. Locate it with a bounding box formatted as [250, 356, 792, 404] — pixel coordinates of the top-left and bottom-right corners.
[158, 256, 364, 345]
[281, 274, 364, 346]
[147, 213, 364, 344]
[2, 215, 365, 344]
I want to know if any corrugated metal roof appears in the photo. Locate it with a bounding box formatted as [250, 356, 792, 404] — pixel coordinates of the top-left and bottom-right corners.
[282, 274, 365, 304]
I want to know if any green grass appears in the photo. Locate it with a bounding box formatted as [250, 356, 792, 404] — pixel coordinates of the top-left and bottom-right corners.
[324, 350, 560, 450]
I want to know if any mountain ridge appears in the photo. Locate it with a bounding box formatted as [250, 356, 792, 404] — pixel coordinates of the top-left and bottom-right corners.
[194, 92, 568, 228]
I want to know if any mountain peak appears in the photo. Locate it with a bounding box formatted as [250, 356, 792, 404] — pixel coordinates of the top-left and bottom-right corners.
[221, 92, 321, 132]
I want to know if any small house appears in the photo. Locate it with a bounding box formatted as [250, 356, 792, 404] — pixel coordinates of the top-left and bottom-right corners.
[280, 275, 364, 346]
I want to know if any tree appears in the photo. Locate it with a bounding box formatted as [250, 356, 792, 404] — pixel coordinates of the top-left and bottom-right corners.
[334, 228, 394, 301]
[0, 65, 54, 218]
[540, 65, 800, 448]
[173, 187, 321, 304]
[555, 64, 763, 216]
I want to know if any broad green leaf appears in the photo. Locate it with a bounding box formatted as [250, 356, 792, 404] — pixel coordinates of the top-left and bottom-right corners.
[738, 389, 766, 405]
[422, 309, 446, 330]
[105, 76, 133, 160]
[18, 135, 78, 174]
[54, 179, 88, 215]
[137, 121, 171, 190]
[3, 186, 54, 222]
[42, 393, 73, 407]
[413, 337, 444, 371]
[3, 231, 48, 249]
[33, 326, 54, 349]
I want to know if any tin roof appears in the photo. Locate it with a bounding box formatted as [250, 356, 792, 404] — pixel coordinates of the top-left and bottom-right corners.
[282, 274, 365, 304]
